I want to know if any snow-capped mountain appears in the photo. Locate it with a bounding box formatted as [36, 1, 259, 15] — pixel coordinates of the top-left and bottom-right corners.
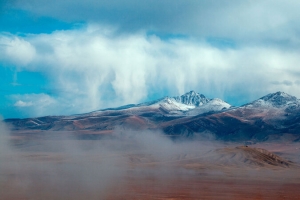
[173, 90, 209, 106]
[5, 91, 300, 142]
[95, 90, 230, 115]
[136, 90, 230, 115]
[244, 91, 300, 108]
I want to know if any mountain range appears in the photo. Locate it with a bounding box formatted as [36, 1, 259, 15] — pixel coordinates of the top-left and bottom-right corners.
[5, 91, 300, 142]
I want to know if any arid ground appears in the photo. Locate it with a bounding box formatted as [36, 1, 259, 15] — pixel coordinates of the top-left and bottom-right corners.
[1, 130, 300, 200]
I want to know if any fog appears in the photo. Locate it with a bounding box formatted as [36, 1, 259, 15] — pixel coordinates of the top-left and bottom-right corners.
[0, 121, 224, 199]
[1, 120, 299, 199]
[0, 119, 10, 177]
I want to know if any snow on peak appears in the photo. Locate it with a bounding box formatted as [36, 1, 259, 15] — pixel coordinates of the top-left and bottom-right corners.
[186, 98, 231, 115]
[261, 91, 296, 101]
[152, 91, 231, 115]
[246, 91, 299, 108]
[82, 90, 232, 116]
[159, 97, 196, 112]
[173, 90, 209, 106]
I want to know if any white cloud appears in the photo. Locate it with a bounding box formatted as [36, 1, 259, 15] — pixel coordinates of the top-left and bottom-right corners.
[2, 25, 300, 117]
[14, 100, 33, 107]
[11, 94, 59, 117]
[0, 35, 36, 66]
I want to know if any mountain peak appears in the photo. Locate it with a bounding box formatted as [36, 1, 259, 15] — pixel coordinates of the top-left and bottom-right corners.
[247, 91, 299, 108]
[186, 90, 197, 95]
[260, 91, 297, 103]
[173, 91, 209, 106]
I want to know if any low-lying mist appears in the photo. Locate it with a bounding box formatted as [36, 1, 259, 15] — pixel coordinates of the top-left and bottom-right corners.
[1, 120, 300, 200]
[0, 120, 224, 199]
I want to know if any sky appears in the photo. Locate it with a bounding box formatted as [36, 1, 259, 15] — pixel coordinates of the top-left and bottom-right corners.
[1, 0, 300, 119]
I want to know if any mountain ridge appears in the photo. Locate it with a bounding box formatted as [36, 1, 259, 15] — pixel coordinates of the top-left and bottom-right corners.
[4, 91, 300, 142]
[92, 90, 230, 115]
[243, 91, 300, 108]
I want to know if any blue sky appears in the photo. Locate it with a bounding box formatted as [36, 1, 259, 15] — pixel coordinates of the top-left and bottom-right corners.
[1, 0, 300, 119]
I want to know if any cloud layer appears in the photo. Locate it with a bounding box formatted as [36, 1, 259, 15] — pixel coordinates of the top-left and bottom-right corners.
[1, 24, 300, 117]
[1, 1, 300, 117]
[11, 0, 300, 44]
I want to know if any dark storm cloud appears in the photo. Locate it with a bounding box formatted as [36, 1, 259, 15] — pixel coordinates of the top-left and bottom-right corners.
[11, 0, 300, 44]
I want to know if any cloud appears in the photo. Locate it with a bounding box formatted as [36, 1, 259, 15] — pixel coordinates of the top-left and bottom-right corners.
[10, 0, 300, 46]
[1, 25, 300, 117]
[0, 35, 36, 66]
[14, 100, 33, 107]
[10, 93, 59, 116]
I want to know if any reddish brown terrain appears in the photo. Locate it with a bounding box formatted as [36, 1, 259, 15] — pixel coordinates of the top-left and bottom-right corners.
[2, 91, 300, 199]
[1, 132, 300, 200]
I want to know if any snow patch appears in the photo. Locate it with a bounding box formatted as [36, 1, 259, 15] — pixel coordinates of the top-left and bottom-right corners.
[186, 98, 231, 115]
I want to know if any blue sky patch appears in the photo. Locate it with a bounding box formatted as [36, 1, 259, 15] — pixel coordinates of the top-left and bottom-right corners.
[0, 9, 75, 34]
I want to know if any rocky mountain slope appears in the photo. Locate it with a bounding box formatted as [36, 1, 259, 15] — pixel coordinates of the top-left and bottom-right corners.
[4, 91, 300, 142]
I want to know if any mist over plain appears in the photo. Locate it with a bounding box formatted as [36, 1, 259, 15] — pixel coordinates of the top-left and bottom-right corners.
[0, 121, 218, 199]
[1, 118, 300, 199]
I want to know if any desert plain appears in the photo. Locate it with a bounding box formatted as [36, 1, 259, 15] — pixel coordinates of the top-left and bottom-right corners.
[1, 129, 300, 200]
